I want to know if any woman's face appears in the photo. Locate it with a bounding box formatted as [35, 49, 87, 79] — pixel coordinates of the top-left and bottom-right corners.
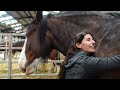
[76, 34, 96, 53]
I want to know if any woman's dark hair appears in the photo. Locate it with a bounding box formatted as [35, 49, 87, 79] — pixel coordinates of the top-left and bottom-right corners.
[57, 32, 94, 79]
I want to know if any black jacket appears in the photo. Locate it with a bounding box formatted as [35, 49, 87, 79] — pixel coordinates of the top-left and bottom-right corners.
[64, 52, 120, 79]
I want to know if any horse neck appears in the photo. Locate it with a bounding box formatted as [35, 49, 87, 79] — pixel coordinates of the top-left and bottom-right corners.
[48, 18, 81, 56]
[48, 14, 114, 56]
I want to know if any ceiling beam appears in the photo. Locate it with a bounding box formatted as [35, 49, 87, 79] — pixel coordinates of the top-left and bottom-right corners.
[24, 11, 33, 22]
[6, 11, 25, 26]
[0, 23, 8, 29]
[14, 16, 33, 20]
[15, 11, 26, 26]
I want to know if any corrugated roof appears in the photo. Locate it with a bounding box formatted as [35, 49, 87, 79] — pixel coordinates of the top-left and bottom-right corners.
[0, 11, 59, 34]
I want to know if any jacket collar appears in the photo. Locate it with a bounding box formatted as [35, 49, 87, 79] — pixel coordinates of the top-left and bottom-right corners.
[65, 51, 87, 68]
[78, 51, 87, 56]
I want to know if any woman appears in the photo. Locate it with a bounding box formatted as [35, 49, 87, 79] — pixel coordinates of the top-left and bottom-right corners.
[58, 32, 120, 79]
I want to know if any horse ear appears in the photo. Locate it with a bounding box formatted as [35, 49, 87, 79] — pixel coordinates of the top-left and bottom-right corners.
[35, 11, 43, 23]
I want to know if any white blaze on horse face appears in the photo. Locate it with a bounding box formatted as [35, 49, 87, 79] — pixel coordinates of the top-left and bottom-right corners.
[18, 38, 27, 70]
[18, 37, 43, 75]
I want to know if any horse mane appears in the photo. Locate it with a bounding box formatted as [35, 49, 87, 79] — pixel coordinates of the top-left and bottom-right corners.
[38, 18, 47, 41]
[36, 14, 54, 59]
[38, 14, 54, 41]
[27, 11, 43, 36]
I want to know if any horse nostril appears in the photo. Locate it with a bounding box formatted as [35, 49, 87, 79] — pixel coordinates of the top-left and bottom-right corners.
[21, 68, 26, 73]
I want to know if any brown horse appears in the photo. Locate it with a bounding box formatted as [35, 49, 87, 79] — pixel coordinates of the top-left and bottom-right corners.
[12, 41, 24, 55]
[0, 41, 25, 60]
[0, 41, 24, 55]
[19, 11, 120, 78]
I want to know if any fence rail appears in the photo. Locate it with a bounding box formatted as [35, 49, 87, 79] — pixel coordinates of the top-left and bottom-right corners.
[0, 47, 23, 49]
[0, 60, 64, 63]
[0, 73, 58, 79]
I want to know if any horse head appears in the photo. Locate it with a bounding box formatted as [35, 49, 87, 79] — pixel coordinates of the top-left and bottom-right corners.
[18, 11, 60, 74]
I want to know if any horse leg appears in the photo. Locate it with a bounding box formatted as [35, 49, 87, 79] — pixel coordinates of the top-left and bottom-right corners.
[35, 65, 38, 74]
[3, 52, 5, 61]
[53, 63, 57, 73]
[4, 51, 8, 61]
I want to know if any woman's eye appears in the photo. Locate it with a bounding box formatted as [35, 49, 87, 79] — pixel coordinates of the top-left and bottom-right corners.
[87, 38, 90, 41]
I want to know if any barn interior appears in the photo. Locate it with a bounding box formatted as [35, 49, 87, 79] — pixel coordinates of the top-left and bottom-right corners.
[0, 11, 120, 79]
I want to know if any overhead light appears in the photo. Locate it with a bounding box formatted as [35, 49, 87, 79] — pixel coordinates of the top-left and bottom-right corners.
[11, 23, 22, 28]
[43, 11, 59, 15]
[43, 11, 49, 15]
[14, 26, 23, 31]
[0, 11, 7, 16]
[0, 16, 13, 22]
[4, 16, 13, 20]
[3, 20, 18, 25]
[50, 11, 59, 14]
